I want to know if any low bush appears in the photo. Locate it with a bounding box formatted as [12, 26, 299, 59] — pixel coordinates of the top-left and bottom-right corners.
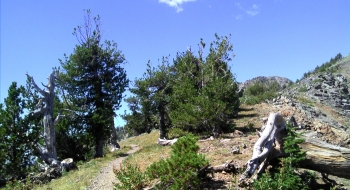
[146, 134, 208, 189]
[115, 134, 209, 190]
[243, 81, 279, 105]
[114, 163, 147, 190]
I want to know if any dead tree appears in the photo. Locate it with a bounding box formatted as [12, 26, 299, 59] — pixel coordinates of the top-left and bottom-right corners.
[26, 71, 64, 166]
[239, 112, 350, 181]
[240, 113, 287, 181]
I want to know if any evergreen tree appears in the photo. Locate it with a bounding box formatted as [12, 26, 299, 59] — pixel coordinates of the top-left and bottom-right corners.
[170, 35, 239, 134]
[56, 10, 128, 158]
[123, 35, 240, 138]
[122, 58, 172, 139]
[54, 95, 94, 161]
[0, 82, 40, 180]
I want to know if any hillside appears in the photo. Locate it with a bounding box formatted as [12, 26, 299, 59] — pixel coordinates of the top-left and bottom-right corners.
[238, 76, 292, 92]
[116, 52, 350, 189]
[19, 55, 350, 189]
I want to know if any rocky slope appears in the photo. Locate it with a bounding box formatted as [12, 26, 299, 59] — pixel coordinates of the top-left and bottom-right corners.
[239, 54, 350, 148]
[280, 55, 350, 147]
[238, 76, 292, 91]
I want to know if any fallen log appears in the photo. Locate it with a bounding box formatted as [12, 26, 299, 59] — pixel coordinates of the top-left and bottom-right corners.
[239, 112, 350, 182]
[157, 138, 178, 146]
[203, 160, 236, 173]
[300, 131, 350, 179]
[240, 113, 286, 181]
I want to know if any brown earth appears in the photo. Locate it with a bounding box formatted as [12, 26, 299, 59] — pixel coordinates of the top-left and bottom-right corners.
[86, 145, 139, 190]
[197, 102, 350, 189]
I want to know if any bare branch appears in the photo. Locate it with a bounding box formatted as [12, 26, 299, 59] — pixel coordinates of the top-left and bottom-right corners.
[54, 113, 65, 126]
[41, 82, 49, 89]
[30, 107, 46, 117]
[26, 73, 47, 96]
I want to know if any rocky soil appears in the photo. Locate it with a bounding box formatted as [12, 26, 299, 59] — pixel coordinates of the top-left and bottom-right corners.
[87, 145, 139, 190]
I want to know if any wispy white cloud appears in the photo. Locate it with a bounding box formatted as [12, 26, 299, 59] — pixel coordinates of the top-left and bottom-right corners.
[159, 0, 196, 13]
[235, 3, 260, 17]
[236, 15, 243, 20]
[235, 3, 245, 11]
[246, 4, 259, 16]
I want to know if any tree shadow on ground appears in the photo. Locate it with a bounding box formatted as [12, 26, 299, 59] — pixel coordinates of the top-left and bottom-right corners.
[238, 107, 254, 112]
[201, 179, 228, 190]
[235, 113, 257, 119]
[113, 153, 129, 158]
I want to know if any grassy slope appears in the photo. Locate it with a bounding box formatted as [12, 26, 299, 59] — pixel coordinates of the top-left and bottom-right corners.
[34, 102, 350, 189]
[34, 148, 130, 190]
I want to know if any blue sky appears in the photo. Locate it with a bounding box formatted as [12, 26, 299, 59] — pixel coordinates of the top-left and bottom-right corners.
[1, 0, 350, 126]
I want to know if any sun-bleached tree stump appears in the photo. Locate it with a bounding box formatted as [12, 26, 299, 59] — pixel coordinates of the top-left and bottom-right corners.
[239, 112, 287, 181]
[27, 72, 76, 181]
[157, 138, 178, 146]
[26, 71, 63, 166]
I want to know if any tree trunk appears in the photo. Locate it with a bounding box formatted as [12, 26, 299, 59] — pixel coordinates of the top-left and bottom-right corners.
[27, 72, 77, 183]
[158, 102, 166, 139]
[27, 72, 63, 164]
[94, 139, 104, 158]
[240, 113, 286, 181]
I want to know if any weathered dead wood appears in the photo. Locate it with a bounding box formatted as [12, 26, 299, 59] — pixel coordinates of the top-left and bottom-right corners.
[27, 72, 77, 182]
[27, 71, 61, 164]
[300, 131, 350, 179]
[61, 158, 77, 172]
[198, 136, 215, 142]
[157, 138, 178, 146]
[240, 112, 350, 182]
[240, 113, 286, 181]
[203, 160, 236, 173]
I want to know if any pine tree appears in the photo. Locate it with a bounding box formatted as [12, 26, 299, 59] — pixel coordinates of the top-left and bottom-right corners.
[56, 10, 128, 158]
[0, 82, 40, 180]
[169, 35, 239, 134]
[123, 58, 172, 138]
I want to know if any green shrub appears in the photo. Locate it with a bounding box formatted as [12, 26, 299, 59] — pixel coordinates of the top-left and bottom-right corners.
[4, 175, 34, 190]
[114, 163, 147, 190]
[298, 86, 308, 92]
[243, 81, 279, 105]
[146, 134, 209, 189]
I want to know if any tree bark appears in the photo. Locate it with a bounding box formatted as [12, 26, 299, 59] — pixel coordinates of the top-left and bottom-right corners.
[158, 102, 166, 139]
[27, 71, 63, 164]
[94, 139, 104, 158]
[157, 138, 178, 146]
[240, 113, 286, 181]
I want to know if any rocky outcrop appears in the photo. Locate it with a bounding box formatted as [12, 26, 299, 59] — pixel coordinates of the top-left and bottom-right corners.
[238, 76, 292, 91]
[269, 94, 350, 148]
[294, 73, 349, 116]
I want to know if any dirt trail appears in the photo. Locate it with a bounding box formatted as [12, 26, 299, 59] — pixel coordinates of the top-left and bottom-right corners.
[87, 145, 140, 190]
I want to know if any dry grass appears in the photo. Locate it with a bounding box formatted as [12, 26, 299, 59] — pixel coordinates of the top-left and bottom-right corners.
[34, 147, 130, 190]
[120, 130, 172, 172]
